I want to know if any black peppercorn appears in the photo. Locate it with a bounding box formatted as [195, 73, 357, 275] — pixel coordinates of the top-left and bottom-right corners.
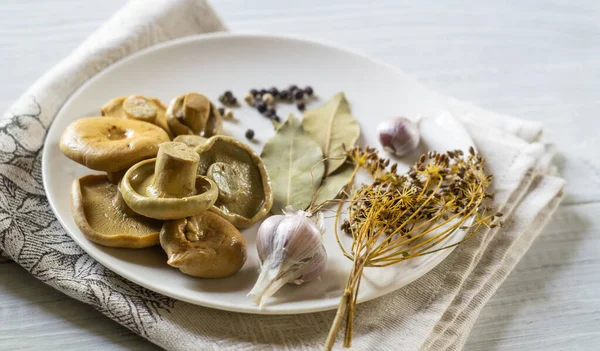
[272, 115, 281, 123]
[279, 90, 289, 100]
[219, 91, 239, 106]
[268, 87, 279, 97]
[296, 100, 305, 111]
[259, 89, 267, 95]
[265, 107, 276, 117]
[218, 107, 225, 116]
[245, 129, 255, 140]
[304, 86, 313, 96]
[294, 89, 304, 100]
[256, 101, 267, 113]
[288, 89, 297, 100]
[288, 84, 298, 92]
[250, 89, 258, 96]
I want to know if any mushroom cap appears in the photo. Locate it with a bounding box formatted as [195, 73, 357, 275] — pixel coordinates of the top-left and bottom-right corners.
[102, 95, 171, 137]
[166, 93, 223, 138]
[195, 136, 274, 228]
[101, 95, 164, 121]
[71, 174, 162, 248]
[101, 96, 127, 116]
[119, 158, 219, 220]
[152, 98, 172, 138]
[160, 211, 247, 278]
[173, 134, 208, 148]
[59, 116, 170, 172]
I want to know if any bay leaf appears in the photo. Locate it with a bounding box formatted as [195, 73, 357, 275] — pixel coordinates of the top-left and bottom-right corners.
[261, 114, 325, 214]
[302, 92, 360, 175]
[311, 162, 356, 209]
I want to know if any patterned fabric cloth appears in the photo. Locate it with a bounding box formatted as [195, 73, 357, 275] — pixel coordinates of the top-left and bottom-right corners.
[0, 1, 565, 350]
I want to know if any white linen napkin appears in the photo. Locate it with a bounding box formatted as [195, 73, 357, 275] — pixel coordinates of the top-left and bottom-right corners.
[0, 1, 565, 350]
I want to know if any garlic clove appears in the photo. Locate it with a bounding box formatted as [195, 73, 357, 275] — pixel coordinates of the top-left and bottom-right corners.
[249, 210, 327, 307]
[248, 263, 298, 306]
[256, 214, 285, 262]
[377, 117, 420, 157]
[292, 245, 327, 284]
[249, 247, 327, 307]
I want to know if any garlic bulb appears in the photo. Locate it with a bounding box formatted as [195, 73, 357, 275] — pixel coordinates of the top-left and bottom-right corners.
[377, 117, 420, 157]
[248, 208, 327, 307]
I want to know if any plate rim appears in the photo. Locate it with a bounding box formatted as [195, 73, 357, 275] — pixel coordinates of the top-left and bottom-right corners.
[42, 32, 470, 314]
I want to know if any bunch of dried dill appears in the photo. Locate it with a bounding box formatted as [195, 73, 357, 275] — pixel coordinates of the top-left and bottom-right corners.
[325, 146, 502, 350]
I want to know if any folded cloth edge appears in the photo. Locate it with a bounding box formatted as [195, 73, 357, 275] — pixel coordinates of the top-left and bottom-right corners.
[443, 175, 565, 350]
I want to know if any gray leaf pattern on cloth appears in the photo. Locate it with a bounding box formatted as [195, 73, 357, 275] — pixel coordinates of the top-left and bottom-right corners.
[0, 98, 175, 337]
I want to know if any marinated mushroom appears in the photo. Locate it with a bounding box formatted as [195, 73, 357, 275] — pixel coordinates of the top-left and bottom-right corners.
[59, 116, 170, 183]
[166, 92, 222, 138]
[173, 134, 207, 148]
[101, 95, 171, 135]
[195, 136, 273, 228]
[160, 211, 247, 278]
[71, 174, 162, 248]
[120, 142, 219, 220]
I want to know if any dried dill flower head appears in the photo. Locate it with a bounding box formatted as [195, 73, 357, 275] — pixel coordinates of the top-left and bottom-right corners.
[338, 146, 502, 265]
[326, 146, 502, 350]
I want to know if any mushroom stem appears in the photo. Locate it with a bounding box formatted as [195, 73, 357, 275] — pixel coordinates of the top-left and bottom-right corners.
[106, 170, 127, 184]
[150, 142, 200, 198]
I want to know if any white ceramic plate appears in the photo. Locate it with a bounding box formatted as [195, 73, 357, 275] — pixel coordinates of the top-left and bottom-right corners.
[42, 33, 475, 314]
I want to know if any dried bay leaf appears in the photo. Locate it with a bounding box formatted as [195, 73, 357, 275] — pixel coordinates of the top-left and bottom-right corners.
[261, 114, 325, 214]
[312, 162, 356, 210]
[302, 92, 360, 175]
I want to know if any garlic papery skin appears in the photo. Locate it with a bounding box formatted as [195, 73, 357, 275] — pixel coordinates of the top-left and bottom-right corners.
[377, 117, 420, 157]
[249, 208, 327, 307]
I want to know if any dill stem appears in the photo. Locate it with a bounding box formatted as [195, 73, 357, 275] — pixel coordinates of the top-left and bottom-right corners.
[324, 289, 350, 351]
[344, 262, 366, 347]
[325, 254, 368, 350]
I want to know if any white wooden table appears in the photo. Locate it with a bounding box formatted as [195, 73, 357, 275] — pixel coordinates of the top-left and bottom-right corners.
[1, 1, 599, 350]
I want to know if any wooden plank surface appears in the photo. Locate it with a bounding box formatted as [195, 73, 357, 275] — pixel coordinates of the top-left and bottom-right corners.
[1, 0, 598, 350]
